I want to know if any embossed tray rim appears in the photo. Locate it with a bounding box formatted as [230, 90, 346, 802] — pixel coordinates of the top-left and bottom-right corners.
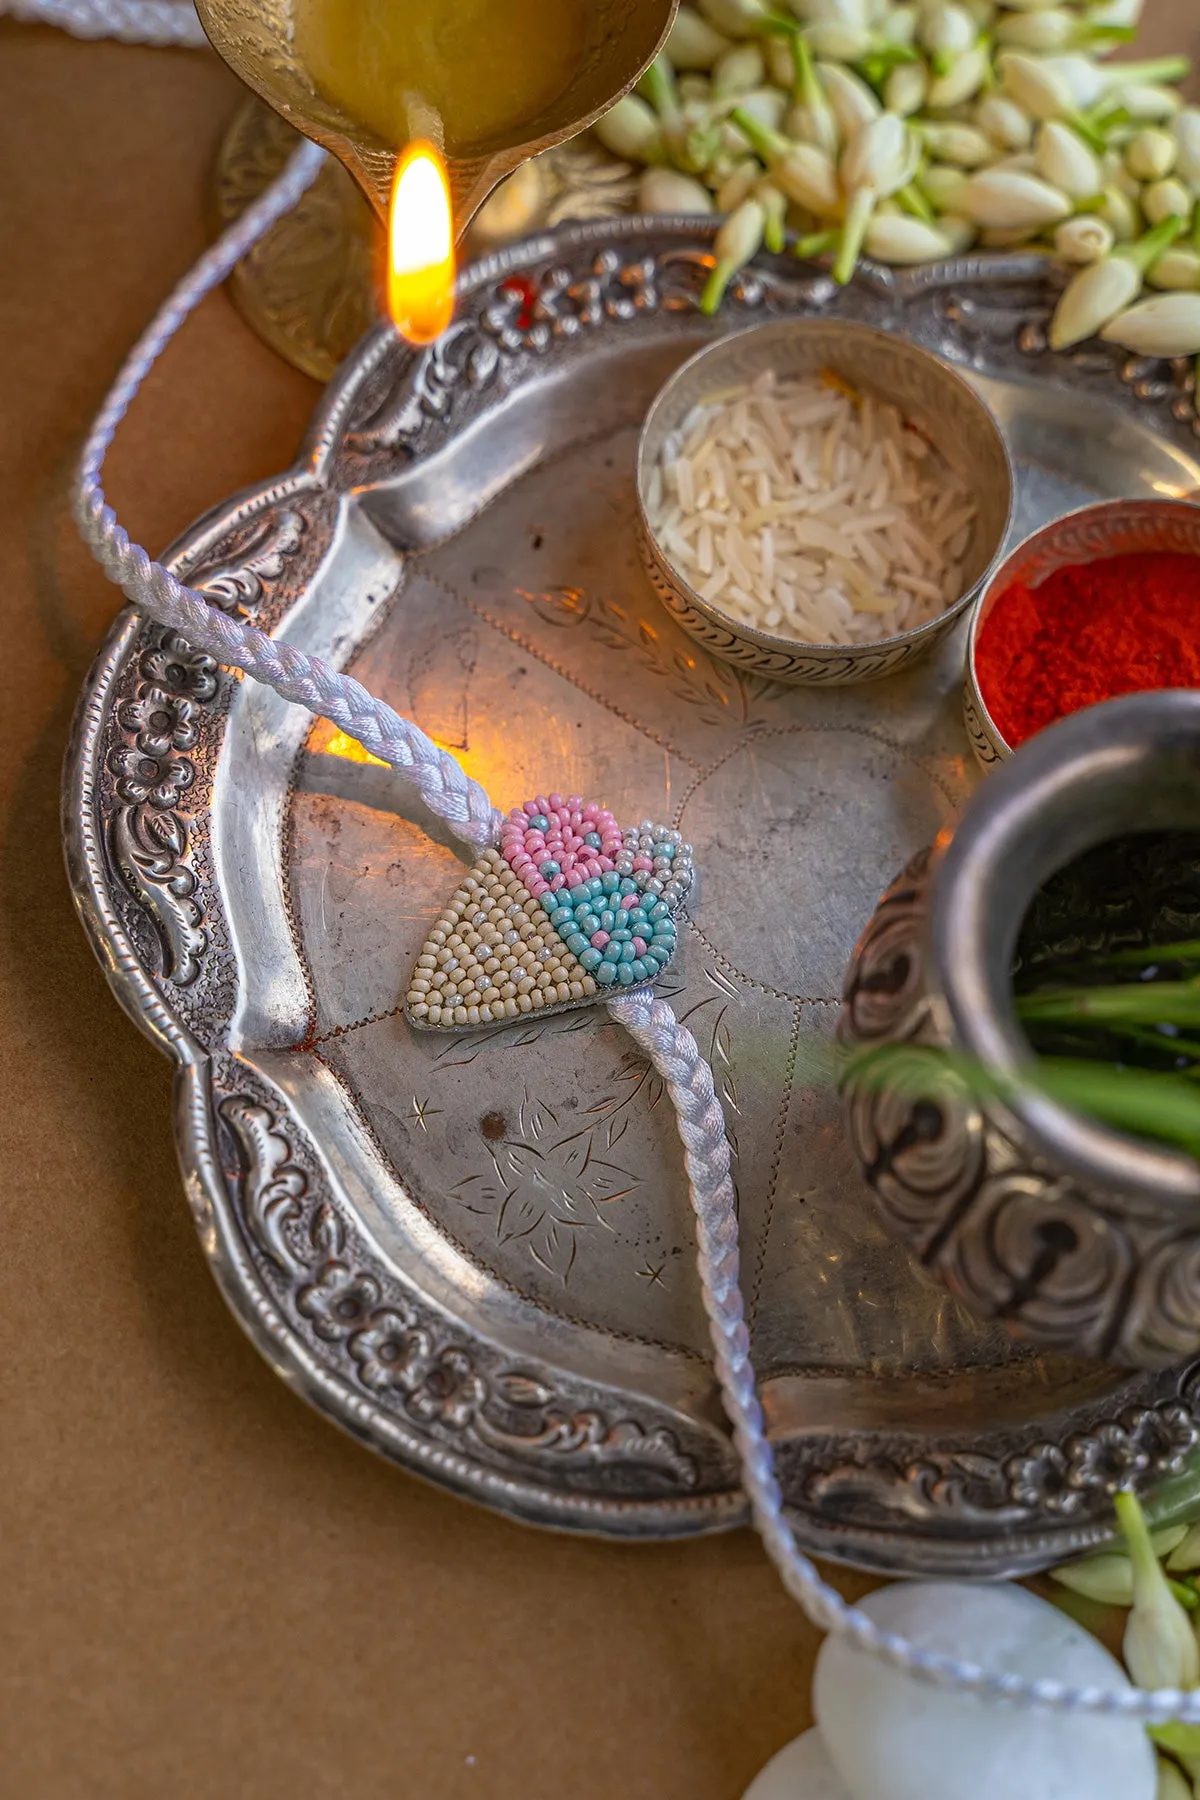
[63, 220, 1200, 1572]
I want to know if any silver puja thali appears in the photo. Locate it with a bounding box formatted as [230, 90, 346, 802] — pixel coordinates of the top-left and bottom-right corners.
[65, 220, 1200, 1576]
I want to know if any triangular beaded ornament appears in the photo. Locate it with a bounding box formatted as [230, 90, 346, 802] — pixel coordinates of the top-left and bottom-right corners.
[405, 793, 694, 1031]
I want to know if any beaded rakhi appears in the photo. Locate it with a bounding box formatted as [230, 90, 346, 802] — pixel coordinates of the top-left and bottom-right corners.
[405, 795, 694, 1030]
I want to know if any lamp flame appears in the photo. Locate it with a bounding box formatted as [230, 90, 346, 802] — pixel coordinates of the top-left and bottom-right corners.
[387, 141, 455, 345]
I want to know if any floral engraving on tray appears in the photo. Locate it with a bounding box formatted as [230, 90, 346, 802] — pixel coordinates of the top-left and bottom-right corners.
[805, 1392, 1200, 1527]
[452, 1083, 646, 1286]
[354, 246, 796, 446]
[105, 632, 218, 986]
[941, 290, 1200, 434]
[187, 508, 306, 617]
[103, 507, 306, 990]
[515, 580, 784, 730]
[220, 1095, 699, 1487]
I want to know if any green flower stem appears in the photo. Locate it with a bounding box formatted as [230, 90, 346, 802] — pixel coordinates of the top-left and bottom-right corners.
[1017, 978, 1200, 1027]
[860, 42, 919, 86]
[728, 104, 785, 165]
[638, 54, 681, 122]
[896, 181, 935, 223]
[1124, 212, 1187, 273]
[1112, 55, 1191, 87]
[1065, 107, 1111, 154]
[833, 186, 875, 285]
[792, 228, 839, 258]
[760, 186, 787, 253]
[1039, 939, 1200, 972]
[791, 32, 821, 107]
[1172, 1577, 1200, 1611]
[1033, 1059, 1200, 1154]
[701, 260, 738, 313]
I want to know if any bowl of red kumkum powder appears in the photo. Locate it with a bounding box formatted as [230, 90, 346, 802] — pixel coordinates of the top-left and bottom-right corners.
[965, 498, 1200, 767]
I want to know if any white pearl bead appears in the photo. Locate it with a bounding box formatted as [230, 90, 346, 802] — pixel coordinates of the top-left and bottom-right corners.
[814, 1583, 1156, 1800]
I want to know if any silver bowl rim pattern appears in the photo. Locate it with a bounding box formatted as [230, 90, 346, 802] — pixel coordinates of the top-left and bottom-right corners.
[634, 315, 1015, 687]
[964, 495, 1200, 769]
[932, 686, 1200, 1214]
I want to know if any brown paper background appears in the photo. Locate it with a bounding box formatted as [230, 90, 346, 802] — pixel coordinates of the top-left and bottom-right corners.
[1, 12, 1196, 1795]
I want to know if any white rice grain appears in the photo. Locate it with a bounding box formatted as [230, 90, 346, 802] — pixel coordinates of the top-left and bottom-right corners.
[648, 369, 978, 646]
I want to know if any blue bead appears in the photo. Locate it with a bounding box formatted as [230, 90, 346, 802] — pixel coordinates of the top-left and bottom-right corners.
[619, 941, 638, 963]
[599, 910, 616, 932]
[580, 947, 602, 971]
[641, 949, 661, 971]
[577, 913, 600, 936]
[540, 860, 560, 877]
[601, 872, 620, 894]
[584, 832, 602, 849]
[654, 918, 677, 938]
[617, 963, 637, 985]
[595, 961, 618, 985]
[566, 932, 588, 954]
[529, 815, 549, 832]
[550, 906, 573, 926]
[541, 893, 559, 913]
[588, 877, 604, 897]
[630, 959, 649, 981]
[611, 928, 632, 944]
[619, 878, 637, 896]
[653, 842, 673, 859]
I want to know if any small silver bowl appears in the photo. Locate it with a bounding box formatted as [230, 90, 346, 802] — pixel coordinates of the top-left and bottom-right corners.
[965, 496, 1200, 769]
[635, 318, 1013, 687]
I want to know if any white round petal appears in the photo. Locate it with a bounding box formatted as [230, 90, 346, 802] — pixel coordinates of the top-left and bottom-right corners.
[743, 1729, 852, 1800]
[814, 1582, 1156, 1800]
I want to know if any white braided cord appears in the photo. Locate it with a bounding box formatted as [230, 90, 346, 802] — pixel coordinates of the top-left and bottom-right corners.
[1, 0, 206, 45]
[72, 138, 502, 850]
[45, 0, 1200, 1722]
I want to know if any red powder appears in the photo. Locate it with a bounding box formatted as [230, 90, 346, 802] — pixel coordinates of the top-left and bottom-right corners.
[975, 550, 1200, 748]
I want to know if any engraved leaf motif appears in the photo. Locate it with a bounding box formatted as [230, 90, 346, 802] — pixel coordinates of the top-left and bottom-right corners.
[604, 1115, 629, 1151]
[494, 1373, 555, 1409]
[310, 1202, 345, 1258]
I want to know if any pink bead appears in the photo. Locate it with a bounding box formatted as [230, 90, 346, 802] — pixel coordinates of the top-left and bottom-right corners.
[523, 800, 540, 817]
[632, 856, 653, 872]
[597, 856, 614, 873]
[590, 931, 610, 949]
[535, 795, 550, 815]
[550, 874, 565, 891]
[529, 878, 549, 897]
[549, 793, 563, 810]
[567, 795, 582, 811]
[565, 869, 585, 888]
[620, 892, 639, 911]
[632, 937, 648, 957]
[582, 802, 598, 819]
